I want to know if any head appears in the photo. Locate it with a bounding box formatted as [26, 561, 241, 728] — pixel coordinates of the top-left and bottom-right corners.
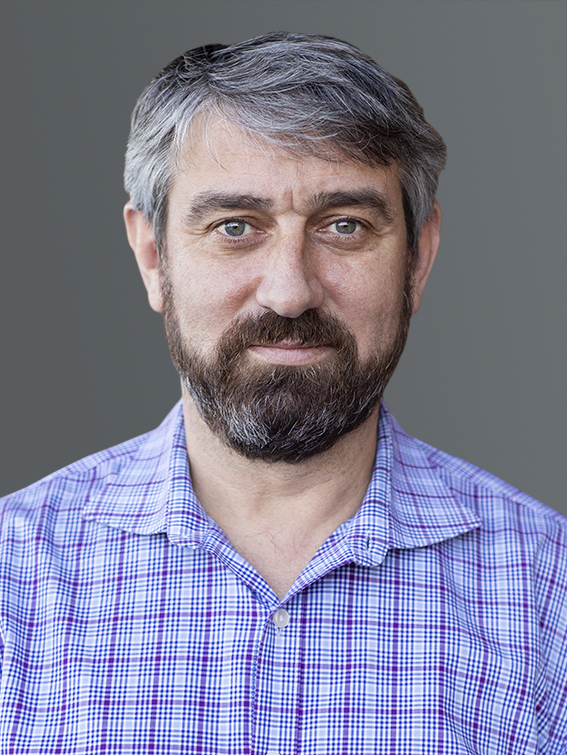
[124, 33, 445, 463]
[124, 32, 446, 258]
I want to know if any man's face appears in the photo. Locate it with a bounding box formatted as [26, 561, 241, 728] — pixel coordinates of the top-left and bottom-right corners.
[132, 117, 438, 462]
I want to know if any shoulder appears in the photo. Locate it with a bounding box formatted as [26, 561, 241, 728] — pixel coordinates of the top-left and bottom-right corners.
[428, 437, 564, 535]
[383, 407, 567, 578]
[0, 402, 183, 539]
[0, 430, 153, 536]
[389, 411, 566, 535]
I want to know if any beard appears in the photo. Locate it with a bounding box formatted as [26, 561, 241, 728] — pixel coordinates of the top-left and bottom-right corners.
[162, 270, 413, 464]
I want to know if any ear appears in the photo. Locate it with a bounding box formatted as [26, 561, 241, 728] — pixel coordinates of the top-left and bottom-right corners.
[123, 202, 164, 313]
[411, 200, 441, 315]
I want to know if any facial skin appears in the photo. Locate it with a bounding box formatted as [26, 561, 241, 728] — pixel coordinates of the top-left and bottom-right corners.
[125, 116, 441, 463]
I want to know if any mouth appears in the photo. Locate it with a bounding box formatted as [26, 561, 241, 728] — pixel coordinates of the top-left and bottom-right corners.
[247, 341, 332, 365]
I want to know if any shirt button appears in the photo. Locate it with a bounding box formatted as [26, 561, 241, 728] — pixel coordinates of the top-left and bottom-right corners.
[272, 608, 290, 628]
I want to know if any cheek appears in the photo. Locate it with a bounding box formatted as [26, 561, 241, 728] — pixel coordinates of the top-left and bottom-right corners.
[323, 256, 408, 342]
[166, 256, 261, 340]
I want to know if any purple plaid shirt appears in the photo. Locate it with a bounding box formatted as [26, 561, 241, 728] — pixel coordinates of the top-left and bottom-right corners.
[1, 401, 566, 753]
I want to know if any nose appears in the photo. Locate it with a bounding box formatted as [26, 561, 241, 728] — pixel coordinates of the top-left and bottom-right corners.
[255, 237, 324, 318]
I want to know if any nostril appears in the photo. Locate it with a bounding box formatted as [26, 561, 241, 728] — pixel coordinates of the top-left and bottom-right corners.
[255, 259, 324, 319]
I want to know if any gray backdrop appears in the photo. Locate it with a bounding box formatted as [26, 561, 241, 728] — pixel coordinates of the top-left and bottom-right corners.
[1, 0, 566, 512]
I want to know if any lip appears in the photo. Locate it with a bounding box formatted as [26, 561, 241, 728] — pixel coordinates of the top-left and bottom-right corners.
[247, 343, 331, 365]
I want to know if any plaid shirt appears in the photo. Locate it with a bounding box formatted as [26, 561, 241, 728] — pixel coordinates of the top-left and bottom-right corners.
[1, 401, 566, 753]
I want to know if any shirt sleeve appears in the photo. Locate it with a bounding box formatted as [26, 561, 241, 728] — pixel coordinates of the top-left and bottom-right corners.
[534, 514, 567, 750]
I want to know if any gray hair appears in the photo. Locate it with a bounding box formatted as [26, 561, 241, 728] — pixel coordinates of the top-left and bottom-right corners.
[124, 32, 446, 255]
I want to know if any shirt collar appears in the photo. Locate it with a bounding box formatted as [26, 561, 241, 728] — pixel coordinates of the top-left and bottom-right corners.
[81, 401, 200, 536]
[82, 401, 481, 556]
[367, 404, 481, 555]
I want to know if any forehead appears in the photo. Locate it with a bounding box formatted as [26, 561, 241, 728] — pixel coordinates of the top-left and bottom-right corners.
[169, 115, 403, 211]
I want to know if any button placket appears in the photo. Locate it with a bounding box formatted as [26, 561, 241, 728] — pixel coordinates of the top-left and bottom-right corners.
[253, 604, 298, 754]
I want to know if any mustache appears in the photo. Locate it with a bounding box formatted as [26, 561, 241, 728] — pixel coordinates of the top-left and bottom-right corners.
[215, 309, 357, 360]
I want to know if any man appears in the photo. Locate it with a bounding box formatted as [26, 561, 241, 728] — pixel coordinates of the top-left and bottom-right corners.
[0, 32, 565, 753]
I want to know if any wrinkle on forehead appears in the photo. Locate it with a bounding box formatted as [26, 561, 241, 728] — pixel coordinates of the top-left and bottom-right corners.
[171, 112, 404, 222]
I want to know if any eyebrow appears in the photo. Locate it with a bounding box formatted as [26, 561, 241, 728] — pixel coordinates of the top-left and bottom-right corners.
[182, 187, 394, 225]
[183, 192, 273, 224]
[307, 189, 394, 223]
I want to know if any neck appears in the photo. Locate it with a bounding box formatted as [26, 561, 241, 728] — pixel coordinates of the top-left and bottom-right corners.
[182, 390, 380, 599]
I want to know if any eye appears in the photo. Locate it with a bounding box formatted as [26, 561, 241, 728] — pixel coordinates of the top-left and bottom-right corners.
[216, 219, 251, 237]
[330, 219, 361, 235]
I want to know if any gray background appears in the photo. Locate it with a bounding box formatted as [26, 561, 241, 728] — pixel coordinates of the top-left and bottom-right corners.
[1, 0, 566, 511]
